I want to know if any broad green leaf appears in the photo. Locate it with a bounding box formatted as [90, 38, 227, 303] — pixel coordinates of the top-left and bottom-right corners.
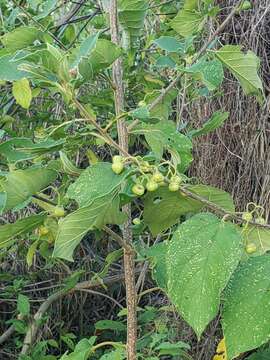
[118, 0, 147, 46]
[0, 138, 65, 163]
[143, 242, 168, 289]
[0, 213, 46, 249]
[79, 39, 121, 80]
[167, 213, 242, 337]
[187, 184, 235, 213]
[0, 168, 57, 213]
[60, 337, 96, 360]
[153, 36, 184, 53]
[143, 184, 234, 235]
[70, 32, 99, 68]
[17, 294, 30, 316]
[215, 45, 264, 103]
[144, 89, 178, 121]
[143, 187, 202, 235]
[0, 54, 29, 81]
[188, 112, 229, 138]
[67, 162, 130, 207]
[132, 121, 192, 171]
[155, 56, 176, 69]
[155, 341, 190, 356]
[129, 106, 150, 122]
[222, 255, 270, 359]
[171, 8, 205, 38]
[1, 26, 41, 51]
[184, 59, 224, 91]
[95, 320, 126, 331]
[53, 192, 126, 261]
[12, 78, 32, 109]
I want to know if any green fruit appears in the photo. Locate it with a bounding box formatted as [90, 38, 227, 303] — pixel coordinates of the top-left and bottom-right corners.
[170, 175, 181, 184]
[133, 218, 141, 225]
[39, 225, 49, 236]
[255, 217, 266, 225]
[132, 184, 145, 196]
[54, 207, 65, 217]
[112, 162, 124, 174]
[146, 180, 158, 192]
[112, 155, 123, 163]
[242, 212, 253, 222]
[152, 172, 164, 183]
[169, 182, 179, 192]
[245, 243, 257, 254]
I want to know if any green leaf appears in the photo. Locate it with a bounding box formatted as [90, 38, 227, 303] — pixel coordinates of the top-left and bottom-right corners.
[0, 168, 57, 213]
[144, 187, 202, 235]
[17, 294, 30, 316]
[60, 337, 96, 360]
[53, 192, 126, 261]
[95, 320, 126, 332]
[1, 26, 41, 51]
[167, 213, 242, 337]
[222, 255, 270, 359]
[0, 138, 65, 163]
[153, 36, 184, 53]
[70, 32, 99, 68]
[78, 39, 121, 80]
[67, 162, 130, 207]
[170, 8, 205, 38]
[132, 121, 193, 171]
[12, 78, 32, 109]
[184, 59, 224, 91]
[155, 56, 176, 69]
[187, 184, 235, 213]
[0, 213, 46, 250]
[118, 0, 147, 46]
[129, 106, 150, 122]
[188, 111, 229, 138]
[215, 45, 264, 103]
[144, 88, 178, 121]
[0, 54, 29, 81]
[100, 349, 126, 360]
[143, 242, 168, 289]
[34, 0, 57, 20]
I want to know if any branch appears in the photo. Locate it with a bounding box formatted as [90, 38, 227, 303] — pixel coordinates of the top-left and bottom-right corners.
[18, 272, 132, 355]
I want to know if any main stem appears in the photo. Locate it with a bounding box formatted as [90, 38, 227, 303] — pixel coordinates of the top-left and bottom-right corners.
[109, 1, 137, 359]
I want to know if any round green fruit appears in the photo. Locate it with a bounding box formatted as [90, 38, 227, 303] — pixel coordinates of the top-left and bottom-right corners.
[53, 207, 65, 217]
[245, 243, 257, 254]
[146, 181, 158, 192]
[169, 182, 179, 192]
[152, 172, 164, 183]
[112, 155, 123, 163]
[132, 184, 145, 196]
[133, 218, 141, 225]
[240, 1, 252, 11]
[112, 162, 124, 174]
[39, 225, 49, 236]
[242, 212, 253, 222]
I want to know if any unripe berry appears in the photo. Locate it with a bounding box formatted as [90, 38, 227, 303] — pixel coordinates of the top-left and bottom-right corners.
[146, 180, 158, 192]
[133, 218, 141, 225]
[132, 184, 145, 196]
[169, 182, 179, 192]
[245, 243, 257, 254]
[54, 207, 65, 217]
[112, 162, 124, 174]
[242, 212, 253, 222]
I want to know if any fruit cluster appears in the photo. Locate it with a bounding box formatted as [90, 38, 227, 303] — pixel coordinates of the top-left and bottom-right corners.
[111, 155, 183, 196]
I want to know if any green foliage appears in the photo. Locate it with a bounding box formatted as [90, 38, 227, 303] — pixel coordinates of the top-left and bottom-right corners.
[0, 1, 267, 358]
[167, 213, 242, 337]
[215, 45, 264, 102]
[222, 255, 270, 359]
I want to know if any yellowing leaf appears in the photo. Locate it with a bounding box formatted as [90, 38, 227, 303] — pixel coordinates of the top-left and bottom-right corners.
[213, 338, 227, 360]
[12, 78, 32, 109]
